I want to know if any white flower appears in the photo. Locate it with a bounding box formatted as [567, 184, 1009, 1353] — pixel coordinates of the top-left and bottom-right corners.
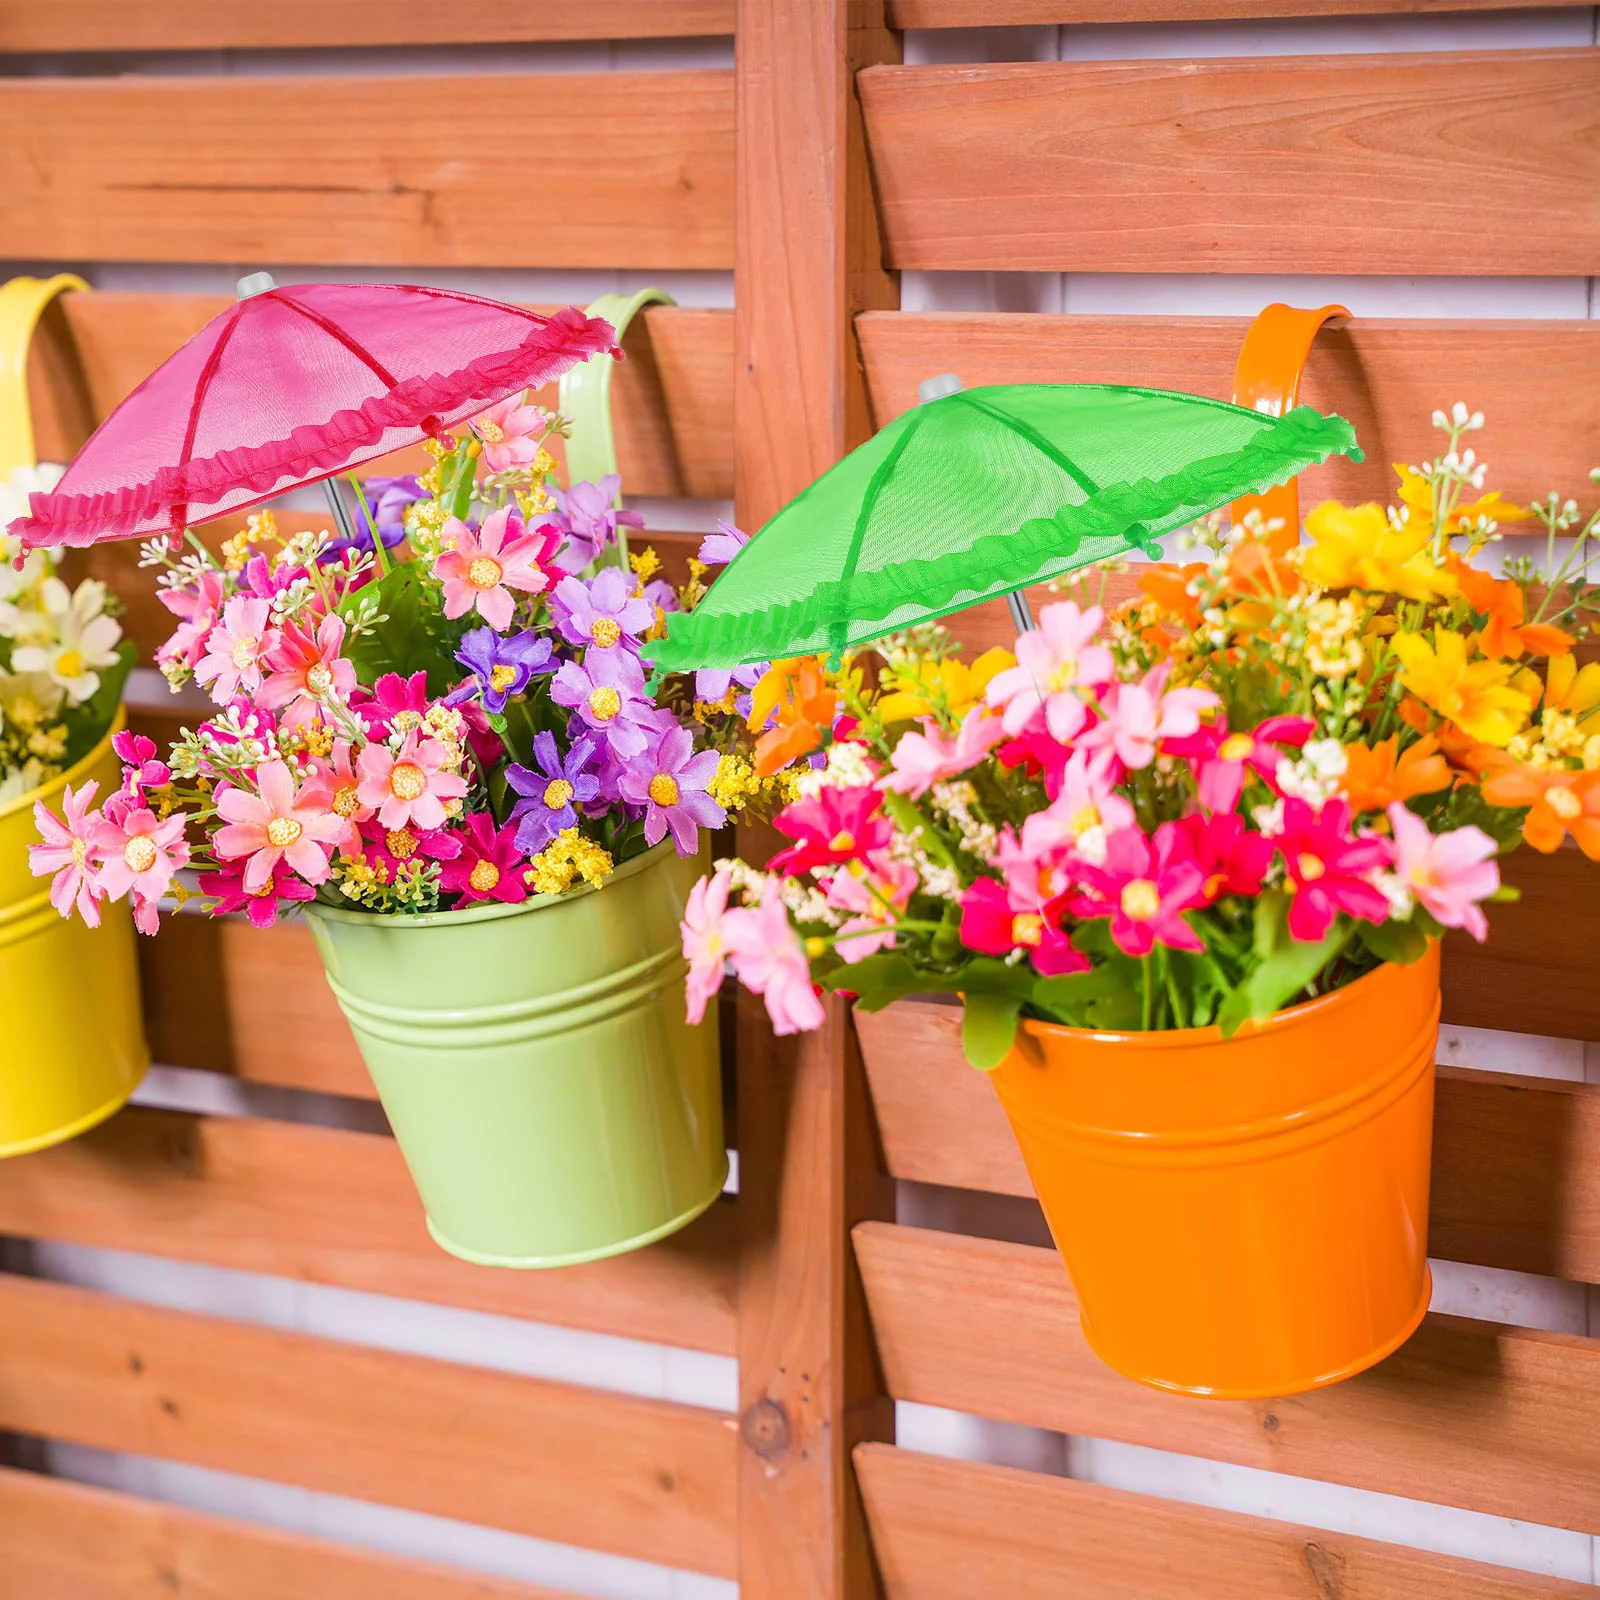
[9, 576, 123, 704]
[1274, 738, 1348, 807]
[794, 738, 879, 797]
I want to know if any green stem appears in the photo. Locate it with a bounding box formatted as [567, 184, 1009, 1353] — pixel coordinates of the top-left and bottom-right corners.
[1140, 954, 1153, 1032]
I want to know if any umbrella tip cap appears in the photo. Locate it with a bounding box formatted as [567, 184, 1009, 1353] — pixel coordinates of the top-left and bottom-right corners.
[917, 372, 963, 405]
[236, 271, 277, 299]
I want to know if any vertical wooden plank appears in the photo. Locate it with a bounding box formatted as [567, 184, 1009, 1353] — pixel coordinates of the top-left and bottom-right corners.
[734, 10, 900, 1596]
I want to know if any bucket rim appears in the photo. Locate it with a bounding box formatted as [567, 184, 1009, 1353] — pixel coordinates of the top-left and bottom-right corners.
[299, 834, 684, 932]
[1012, 942, 1438, 1054]
[0, 707, 125, 825]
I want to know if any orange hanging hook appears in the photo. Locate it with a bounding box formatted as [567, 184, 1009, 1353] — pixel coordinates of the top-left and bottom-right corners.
[1230, 302, 1350, 555]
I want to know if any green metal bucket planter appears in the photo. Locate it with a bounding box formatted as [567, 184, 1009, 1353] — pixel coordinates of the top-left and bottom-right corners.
[303, 839, 725, 1268]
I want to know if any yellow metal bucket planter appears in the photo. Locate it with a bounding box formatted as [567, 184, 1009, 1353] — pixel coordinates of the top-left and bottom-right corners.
[0, 717, 147, 1155]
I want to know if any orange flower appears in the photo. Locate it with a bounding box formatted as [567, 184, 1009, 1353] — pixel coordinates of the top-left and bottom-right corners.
[1396, 700, 1509, 782]
[1225, 539, 1300, 602]
[750, 656, 838, 777]
[1340, 733, 1452, 813]
[1481, 766, 1600, 858]
[1446, 558, 1573, 659]
[1137, 563, 1206, 628]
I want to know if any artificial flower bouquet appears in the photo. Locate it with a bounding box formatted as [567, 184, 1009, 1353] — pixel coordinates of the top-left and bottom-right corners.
[1, 464, 135, 806]
[687, 405, 1598, 1068]
[27, 405, 783, 934]
[24, 396, 788, 1267]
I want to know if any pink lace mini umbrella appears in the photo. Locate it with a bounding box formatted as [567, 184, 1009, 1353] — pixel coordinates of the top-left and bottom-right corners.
[8, 277, 620, 553]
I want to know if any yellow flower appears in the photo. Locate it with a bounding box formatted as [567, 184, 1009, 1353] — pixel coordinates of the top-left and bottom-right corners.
[1301, 502, 1455, 600]
[1394, 465, 1530, 539]
[876, 647, 1015, 724]
[1391, 628, 1533, 747]
[1542, 652, 1600, 721]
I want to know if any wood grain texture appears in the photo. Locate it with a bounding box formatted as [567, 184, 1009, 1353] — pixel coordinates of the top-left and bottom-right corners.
[0, 1, 734, 50]
[858, 311, 1600, 516]
[0, 73, 733, 269]
[45, 293, 734, 501]
[856, 1221, 1600, 1533]
[0, 1107, 737, 1355]
[855, 1444, 1592, 1600]
[891, 0, 1586, 22]
[0, 1466, 579, 1600]
[858, 52, 1600, 275]
[0, 1273, 738, 1576]
[856, 1000, 1600, 1284]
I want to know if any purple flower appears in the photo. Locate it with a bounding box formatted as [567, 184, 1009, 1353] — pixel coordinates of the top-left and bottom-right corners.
[505, 731, 602, 855]
[694, 660, 766, 710]
[550, 567, 654, 652]
[321, 475, 424, 561]
[549, 475, 645, 573]
[643, 578, 678, 616]
[697, 518, 749, 567]
[446, 626, 554, 714]
[551, 649, 656, 759]
[619, 723, 725, 855]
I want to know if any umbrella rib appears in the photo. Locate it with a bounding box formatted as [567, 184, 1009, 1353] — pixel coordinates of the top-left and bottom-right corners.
[273, 294, 402, 388]
[170, 304, 249, 531]
[952, 391, 1101, 502]
[828, 407, 929, 660]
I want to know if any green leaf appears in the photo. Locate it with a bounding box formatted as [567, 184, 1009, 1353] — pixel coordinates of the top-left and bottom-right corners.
[962, 991, 1022, 1071]
[823, 953, 927, 1013]
[1357, 916, 1431, 966]
[1217, 922, 1349, 1040]
[957, 955, 1042, 1001]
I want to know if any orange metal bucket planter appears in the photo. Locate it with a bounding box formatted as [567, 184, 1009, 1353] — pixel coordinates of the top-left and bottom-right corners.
[989, 947, 1440, 1399]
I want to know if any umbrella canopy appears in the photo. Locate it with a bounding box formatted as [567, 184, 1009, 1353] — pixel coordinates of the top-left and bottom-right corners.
[645, 384, 1361, 672]
[9, 282, 618, 552]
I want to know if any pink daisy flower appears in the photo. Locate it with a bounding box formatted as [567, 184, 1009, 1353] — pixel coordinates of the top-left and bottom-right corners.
[879, 708, 1006, 799]
[259, 613, 357, 729]
[434, 506, 556, 631]
[212, 759, 349, 892]
[30, 779, 105, 926]
[90, 805, 190, 933]
[1078, 663, 1218, 772]
[985, 601, 1113, 742]
[723, 894, 826, 1036]
[469, 393, 546, 475]
[356, 731, 469, 832]
[1387, 803, 1500, 943]
[193, 594, 280, 705]
[681, 871, 733, 1026]
[1070, 824, 1208, 957]
[826, 858, 919, 965]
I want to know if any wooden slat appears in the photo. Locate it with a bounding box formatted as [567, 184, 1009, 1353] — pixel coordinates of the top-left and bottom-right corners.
[0, 1, 734, 50]
[0, 1273, 737, 1576]
[855, 1444, 1591, 1600]
[0, 73, 733, 269]
[858, 311, 1600, 516]
[855, 1221, 1600, 1534]
[0, 1465, 578, 1600]
[0, 1107, 736, 1355]
[856, 991, 1600, 1285]
[891, 0, 1587, 22]
[859, 52, 1600, 275]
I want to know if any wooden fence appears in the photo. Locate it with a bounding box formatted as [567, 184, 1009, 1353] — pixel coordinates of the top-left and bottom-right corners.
[3, 1, 1600, 1596]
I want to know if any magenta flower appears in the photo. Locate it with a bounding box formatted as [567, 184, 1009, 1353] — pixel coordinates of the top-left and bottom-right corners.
[354, 818, 463, 878]
[958, 876, 1086, 976]
[1387, 803, 1499, 942]
[357, 731, 470, 832]
[434, 506, 556, 630]
[1079, 663, 1218, 772]
[681, 871, 732, 1025]
[1270, 798, 1392, 942]
[199, 857, 315, 929]
[90, 804, 189, 934]
[258, 613, 357, 730]
[439, 811, 529, 905]
[550, 648, 656, 759]
[156, 568, 227, 670]
[1071, 825, 1207, 957]
[1166, 713, 1314, 813]
[996, 718, 1083, 801]
[618, 723, 725, 855]
[769, 787, 893, 874]
[112, 729, 170, 801]
[880, 709, 1006, 799]
[723, 894, 826, 1036]
[1172, 810, 1273, 906]
[985, 601, 1113, 741]
[354, 670, 429, 739]
[469, 393, 546, 474]
[194, 594, 280, 705]
[212, 759, 348, 892]
[550, 566, 654, 652]
[30, 779, 105, 926]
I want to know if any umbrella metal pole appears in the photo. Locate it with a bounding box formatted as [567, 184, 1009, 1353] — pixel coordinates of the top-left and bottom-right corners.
[321, 477, 361, 548]
[1006, 589, 1036, 633]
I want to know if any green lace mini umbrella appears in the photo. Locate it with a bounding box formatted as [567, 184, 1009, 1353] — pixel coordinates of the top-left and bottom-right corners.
[645, 383, 1361, 671]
